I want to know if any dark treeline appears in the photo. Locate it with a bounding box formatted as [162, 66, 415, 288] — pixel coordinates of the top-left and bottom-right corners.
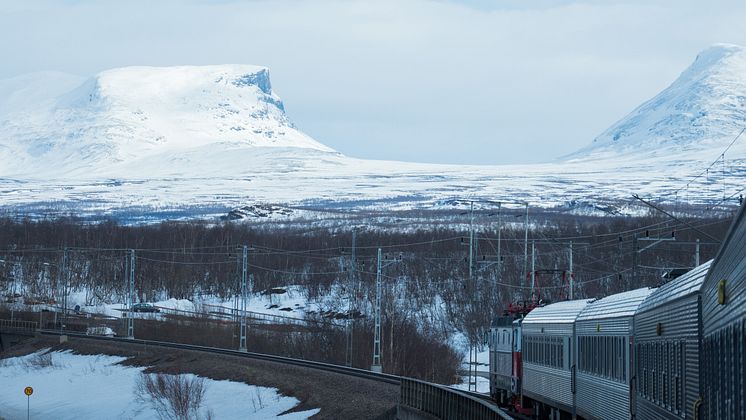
[0, 209, 736, 382]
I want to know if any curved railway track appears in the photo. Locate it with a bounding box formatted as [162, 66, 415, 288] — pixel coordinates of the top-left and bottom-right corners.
[39, 330, 401, 384]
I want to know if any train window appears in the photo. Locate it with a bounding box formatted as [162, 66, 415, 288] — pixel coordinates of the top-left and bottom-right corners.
[621, 337, 626, 381]
[673, 376, 681, 414]
[606, 337, 616, 379]
[640, 344, 650, 398]
[555, 337, 560, 368]
[614, 337, 624, 381]
[613, 337, 618, 380]
[591, 337, 596, 374]
[583, 337, 588, 371]
[539, 337, 544, 365]
[607, 337, 612, 378]
[678, 340, 686, 413]
[664, 342, 670, 409]
[640, 344, 644, 397]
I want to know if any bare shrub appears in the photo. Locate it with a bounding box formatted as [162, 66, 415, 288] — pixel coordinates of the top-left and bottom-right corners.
[26, 352, 54, 369]
[135, 372, 209, 420]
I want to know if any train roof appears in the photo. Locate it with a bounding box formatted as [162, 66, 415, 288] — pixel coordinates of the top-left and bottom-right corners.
[522, 299, 594, 324]
[637, 260, 712, 313]
[576, 287, 655, 321]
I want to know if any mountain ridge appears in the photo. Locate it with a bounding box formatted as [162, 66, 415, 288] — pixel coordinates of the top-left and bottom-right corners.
[0, 64, 336, 178]
[1, 46, 745, 217]
[567, 43, 746, 162]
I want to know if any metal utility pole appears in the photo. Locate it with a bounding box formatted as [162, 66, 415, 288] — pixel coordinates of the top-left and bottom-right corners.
[523, 203, 529, 287]
[695, 239, 701, 267]
[127, 249, 135, 339]
[346, 230, 356, 367]
[234, 251, 241, 323]
[632, 236, 639, 286]
[530, 241, 536, 294]
[372, 248, 383, 373]
[468, 201, 474, 281]
[371, 248, 401, 373]
[58, 248, 68, 331]
[496, 203, 502, 278]
[569, 241, 574, 300]
[239, 245, 249, 352]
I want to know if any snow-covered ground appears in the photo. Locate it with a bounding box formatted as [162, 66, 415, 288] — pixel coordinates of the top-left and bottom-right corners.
[0, 349, 318, 419]
[450, 376, 490, 394]
[450, 332, 491, 394]
[3, 285, 340, 325]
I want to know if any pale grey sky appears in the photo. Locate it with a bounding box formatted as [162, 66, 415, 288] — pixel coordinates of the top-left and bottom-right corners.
[2, 0, 745, 164]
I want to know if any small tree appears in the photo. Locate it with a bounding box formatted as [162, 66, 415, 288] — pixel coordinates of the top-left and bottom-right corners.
[135, 372, 210, 420]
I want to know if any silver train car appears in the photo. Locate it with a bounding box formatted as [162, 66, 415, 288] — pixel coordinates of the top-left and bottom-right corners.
[521, 299, 593, 418]
[487, 204, 746, 419]
[487, 316, 516, 404]
[702, 202, 746, 419]
[633, 260, 712, 419]
[574, 287, 655, 420]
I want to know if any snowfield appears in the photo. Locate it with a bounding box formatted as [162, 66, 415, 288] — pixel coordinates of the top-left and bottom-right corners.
[33, 285, 341, 324]
[0, 350, 319, 420]
[1, 45, 746, 219]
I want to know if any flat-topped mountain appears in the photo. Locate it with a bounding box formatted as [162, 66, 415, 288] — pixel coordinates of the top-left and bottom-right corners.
[0, 65, 334, 178]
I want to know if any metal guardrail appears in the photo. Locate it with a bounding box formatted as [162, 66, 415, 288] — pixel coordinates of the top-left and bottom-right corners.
[0, 319, 38, 332]
[146, 303, 345, 328]
[200, 303, 345, 328]
[401, 377, 512, 420]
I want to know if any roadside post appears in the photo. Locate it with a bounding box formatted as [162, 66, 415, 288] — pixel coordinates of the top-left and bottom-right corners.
[24, 386, 33, 419]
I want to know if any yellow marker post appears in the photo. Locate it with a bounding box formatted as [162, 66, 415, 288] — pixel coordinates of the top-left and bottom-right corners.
[24, 386, 33, 420]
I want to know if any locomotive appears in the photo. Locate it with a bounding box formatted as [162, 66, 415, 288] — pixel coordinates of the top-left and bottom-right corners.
[487, 202, 746, 419]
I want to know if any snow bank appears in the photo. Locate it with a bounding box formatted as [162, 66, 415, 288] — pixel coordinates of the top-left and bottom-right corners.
[0, 350, 318, 419]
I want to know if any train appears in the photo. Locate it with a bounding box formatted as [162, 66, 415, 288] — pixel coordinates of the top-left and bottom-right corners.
[486, 201, 746, 419]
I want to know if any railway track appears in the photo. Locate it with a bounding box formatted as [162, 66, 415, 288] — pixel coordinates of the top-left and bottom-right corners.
[38, 330, 401, 385]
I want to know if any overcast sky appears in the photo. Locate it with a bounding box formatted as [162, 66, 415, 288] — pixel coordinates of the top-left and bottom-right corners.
[2, 0, 745, 164]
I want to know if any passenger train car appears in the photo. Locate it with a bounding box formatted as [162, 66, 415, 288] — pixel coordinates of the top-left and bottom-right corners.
[701, 202, 746, 419]
[575, 287, 653, 420]
[487, 202, 746, 419]
[633, 261, 710, 419]
[522, 299, 592, 419]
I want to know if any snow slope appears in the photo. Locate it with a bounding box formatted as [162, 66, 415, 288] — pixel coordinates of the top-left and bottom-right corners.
[0, 65, 334, 179]
[1, 45, 745, 218]
[0, 350, 318, 419]
[568, 43, 746, 162]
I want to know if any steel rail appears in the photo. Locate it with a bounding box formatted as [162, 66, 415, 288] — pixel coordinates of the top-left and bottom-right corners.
[38, 330, 401, 385]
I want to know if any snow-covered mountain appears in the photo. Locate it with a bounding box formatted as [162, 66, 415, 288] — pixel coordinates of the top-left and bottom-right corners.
[0, 65, 334, 178]
[567, 43, 746, 162]
[1, 46, 745, 220]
